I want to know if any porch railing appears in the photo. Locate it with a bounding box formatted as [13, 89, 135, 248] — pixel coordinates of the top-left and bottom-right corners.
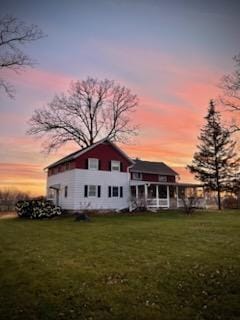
[147, 198, 206, 209]
[147, 198, 169, 208]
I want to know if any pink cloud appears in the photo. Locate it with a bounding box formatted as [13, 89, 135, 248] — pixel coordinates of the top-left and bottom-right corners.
[172, 166, 196, 183]
[2, 67, 74, 93]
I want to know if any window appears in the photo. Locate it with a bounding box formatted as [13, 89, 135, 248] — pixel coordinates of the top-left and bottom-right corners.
[88, 158, 99, 170]
[111, 160, 121, 171]
[108, 186, 123, 198]
[64, 186, 68, 198]
[84, 185, 101, 197]
[132, 172, 142, 180]
[159, 175, 167, 182]
[112, 186, 119, 197]
[88, 185, 97, 197]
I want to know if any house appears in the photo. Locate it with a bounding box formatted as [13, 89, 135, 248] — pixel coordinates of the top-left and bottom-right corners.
[46, 138, 205, 211]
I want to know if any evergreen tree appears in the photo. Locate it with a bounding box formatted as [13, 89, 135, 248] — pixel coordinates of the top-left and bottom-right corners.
[187, 100, 239, 210]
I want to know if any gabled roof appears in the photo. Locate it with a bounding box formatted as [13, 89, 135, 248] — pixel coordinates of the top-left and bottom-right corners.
[130, 159, 178, 176]
[45, 138, 134, 169]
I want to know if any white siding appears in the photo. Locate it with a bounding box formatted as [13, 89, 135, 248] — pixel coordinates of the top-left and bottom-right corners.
[47, 170, 77, 210]
[74, 169, 130, 210]
[46, 169, 131, 211]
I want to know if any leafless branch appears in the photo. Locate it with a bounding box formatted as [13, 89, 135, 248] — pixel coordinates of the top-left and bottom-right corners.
[220, 53, 240, 130]
[0, 78, 15, 98]
[0, 14, 45, 97]
[28, 77, 139, 152]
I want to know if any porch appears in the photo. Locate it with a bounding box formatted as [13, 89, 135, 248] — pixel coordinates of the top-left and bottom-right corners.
[130, 182, 205, 210]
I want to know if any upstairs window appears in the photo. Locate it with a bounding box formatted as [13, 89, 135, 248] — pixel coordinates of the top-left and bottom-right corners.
[88, 158, 99, 170]
[132, 172, 142, 180]
[159, 175, 167, 182]
[111, 160, 121, 171]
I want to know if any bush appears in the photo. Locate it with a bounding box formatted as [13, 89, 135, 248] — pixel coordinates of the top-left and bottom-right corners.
[15, 199, 62, 219]
[180, 196, 198, 215]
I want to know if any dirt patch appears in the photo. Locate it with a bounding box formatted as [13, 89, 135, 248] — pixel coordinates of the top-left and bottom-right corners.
[0, 212, 17, 219]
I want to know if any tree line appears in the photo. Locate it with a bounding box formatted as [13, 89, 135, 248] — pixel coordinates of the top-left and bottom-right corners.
[0, 189, 31, 212]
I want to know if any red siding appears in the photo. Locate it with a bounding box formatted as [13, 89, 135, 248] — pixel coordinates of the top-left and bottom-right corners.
[48, 141, 131, 175]
[131, 172, 176, 182]
[142, 173, 159, 182]
[74, 142, 130, 172]
[48, 160, 75, 176]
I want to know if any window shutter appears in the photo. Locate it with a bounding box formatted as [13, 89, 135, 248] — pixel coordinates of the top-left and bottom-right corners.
[64, 186, 66, 197]
[108, 186, 111, 197]
[109, 161, 111, 171]
[120, 162, 123, 172]
[84, 185, 88, 197]
[120, 186, 123, 198]
[98, 160, 101, 170]
[98, 185, 101, 197]
[85, 159, 88, 169]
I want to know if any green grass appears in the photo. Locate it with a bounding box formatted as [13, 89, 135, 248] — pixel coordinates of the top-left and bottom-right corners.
[0, 210, 240, 320]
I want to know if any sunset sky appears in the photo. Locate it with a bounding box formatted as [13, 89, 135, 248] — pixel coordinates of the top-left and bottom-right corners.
[1, 0, 240, 195]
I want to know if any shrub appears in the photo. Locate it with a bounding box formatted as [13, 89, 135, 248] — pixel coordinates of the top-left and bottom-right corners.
[15, 199, 62, 219]
[180, 196, 199, 215]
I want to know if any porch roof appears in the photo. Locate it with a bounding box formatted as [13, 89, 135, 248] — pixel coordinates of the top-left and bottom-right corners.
[49, 184, 61, 190]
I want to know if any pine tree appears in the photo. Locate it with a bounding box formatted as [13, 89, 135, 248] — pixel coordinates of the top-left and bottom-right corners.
[187, 100, 239, 210]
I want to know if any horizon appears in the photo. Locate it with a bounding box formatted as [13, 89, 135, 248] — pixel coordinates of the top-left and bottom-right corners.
[0, 0, 240, 196]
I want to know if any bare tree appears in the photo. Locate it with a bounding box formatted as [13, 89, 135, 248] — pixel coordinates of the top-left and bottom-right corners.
[220, 53, 240, 131]
[28, 77, 139, 152]
[0, 14, 45, 97]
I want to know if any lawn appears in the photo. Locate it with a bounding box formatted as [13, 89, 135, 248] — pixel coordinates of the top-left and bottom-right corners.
[0, 211, 240, 320]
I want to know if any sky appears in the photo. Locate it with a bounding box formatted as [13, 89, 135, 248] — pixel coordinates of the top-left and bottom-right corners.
[0, 0, 240, 195]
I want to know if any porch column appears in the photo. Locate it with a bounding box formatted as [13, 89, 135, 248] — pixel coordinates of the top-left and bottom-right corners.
[56, 189, 59, 206]
[135, 185, 139, 199]
[176, 186, 179, 208]
[156, 184, 159, 208]
[203, 187, 207, 209]
[144, 184, 148, 206]
[167, 185, 170, 208]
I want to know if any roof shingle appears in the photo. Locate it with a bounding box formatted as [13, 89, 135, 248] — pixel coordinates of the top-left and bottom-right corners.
[130, 159, 178, 176]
